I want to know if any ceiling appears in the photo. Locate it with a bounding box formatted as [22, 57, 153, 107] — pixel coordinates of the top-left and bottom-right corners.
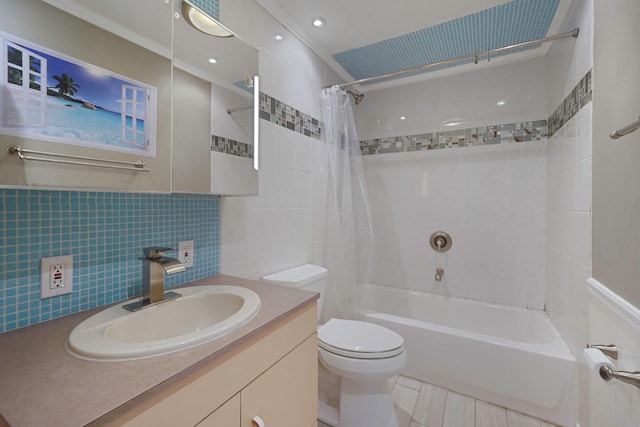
[258, 0, 573, 91]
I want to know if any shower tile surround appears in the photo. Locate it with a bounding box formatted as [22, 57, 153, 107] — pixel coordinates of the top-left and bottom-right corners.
[0, 190, 219, 333]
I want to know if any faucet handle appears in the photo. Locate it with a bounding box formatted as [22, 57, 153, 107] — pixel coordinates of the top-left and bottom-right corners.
[143, 247, 175, 259]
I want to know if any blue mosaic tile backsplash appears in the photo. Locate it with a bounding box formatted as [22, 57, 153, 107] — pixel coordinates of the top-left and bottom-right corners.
[0, 190, 220, 333]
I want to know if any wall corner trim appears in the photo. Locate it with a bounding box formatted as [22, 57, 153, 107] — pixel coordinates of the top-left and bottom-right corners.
[587, 277, 640, 333]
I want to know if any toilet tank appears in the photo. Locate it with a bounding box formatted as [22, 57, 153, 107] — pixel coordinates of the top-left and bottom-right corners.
[262, 264, 328, 317]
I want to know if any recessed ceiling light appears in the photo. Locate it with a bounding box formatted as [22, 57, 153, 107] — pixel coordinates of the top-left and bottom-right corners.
[208, 57, 218, 64]
[312, 17, 325, 27]
[274, 34, 283, 41]
[496, 100, 506, 106]
[400, 116, 406, 121]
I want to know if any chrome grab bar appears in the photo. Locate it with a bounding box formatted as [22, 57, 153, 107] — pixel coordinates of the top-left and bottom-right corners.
[610, 115, 640, 139]
[6, 145, 149, 172]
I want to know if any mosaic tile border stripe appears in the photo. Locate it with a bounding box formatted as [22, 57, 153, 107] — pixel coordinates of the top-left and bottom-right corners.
[548, 69, 592, 137]
[360, 120, 548, 155]
[211, 134, 253, 158]
[259, 93, 321, 140]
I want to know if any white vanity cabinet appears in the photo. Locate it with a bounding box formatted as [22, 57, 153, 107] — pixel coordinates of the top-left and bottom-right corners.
[111, 303, 318, 427]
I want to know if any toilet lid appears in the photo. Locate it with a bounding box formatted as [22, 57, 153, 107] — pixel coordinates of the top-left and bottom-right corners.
[318, 319, 404, 359]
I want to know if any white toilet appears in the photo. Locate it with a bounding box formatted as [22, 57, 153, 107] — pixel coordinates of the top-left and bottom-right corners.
[262, 264, 407, 427]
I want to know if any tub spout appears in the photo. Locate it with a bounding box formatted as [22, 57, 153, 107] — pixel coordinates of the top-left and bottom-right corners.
[435, 267, 444, 282]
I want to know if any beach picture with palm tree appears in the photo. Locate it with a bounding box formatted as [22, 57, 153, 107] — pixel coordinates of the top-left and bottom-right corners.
[0, 31, 157, 157]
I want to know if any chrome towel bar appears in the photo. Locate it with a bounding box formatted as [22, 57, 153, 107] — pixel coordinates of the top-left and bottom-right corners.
[610, 115, 640, 139]
[6, 145, 149, 172]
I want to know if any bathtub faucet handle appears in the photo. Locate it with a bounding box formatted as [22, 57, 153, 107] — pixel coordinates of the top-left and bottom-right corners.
[435, 267, 444, 282]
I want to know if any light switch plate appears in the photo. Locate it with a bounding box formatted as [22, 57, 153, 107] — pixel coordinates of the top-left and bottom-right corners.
[40, 255, 74, 298]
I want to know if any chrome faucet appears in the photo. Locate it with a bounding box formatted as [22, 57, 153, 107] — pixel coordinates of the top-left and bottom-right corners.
[123, 247, 186, 312]
[435, 267, 444, 282]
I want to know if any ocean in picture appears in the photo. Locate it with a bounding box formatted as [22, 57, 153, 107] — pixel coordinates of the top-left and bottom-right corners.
[36, 97, 146, 150]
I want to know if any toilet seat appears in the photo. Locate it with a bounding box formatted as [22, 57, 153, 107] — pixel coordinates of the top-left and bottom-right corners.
[318, 319, 404, 359]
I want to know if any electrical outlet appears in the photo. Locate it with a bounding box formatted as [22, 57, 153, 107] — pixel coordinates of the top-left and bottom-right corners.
[40, 255, 73, 298]
[178, 240, 194, 268]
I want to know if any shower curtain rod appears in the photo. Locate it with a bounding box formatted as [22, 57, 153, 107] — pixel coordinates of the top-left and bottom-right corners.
[337, 28, 579, 88]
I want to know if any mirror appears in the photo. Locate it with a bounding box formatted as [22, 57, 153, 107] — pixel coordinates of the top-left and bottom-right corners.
[1, 0, 258, 194]
[0, 0, 174, 191]
[171, 0, 259, 195]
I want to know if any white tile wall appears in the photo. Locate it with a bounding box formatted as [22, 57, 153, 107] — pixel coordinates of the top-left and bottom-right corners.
[363, 142, 547, 309]
[543, 3, 593, 426]
[217, 0, 333, 280]
[220, 121, 320, 279]
[546, 103, 592, 426]
[544, 0, 593, 384]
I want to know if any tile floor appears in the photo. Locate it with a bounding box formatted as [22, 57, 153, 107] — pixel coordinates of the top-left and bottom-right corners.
[318, 375, 560, 427]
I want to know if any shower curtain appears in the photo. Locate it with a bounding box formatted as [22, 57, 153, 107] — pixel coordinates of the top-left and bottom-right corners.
[313, 85, 374, 322]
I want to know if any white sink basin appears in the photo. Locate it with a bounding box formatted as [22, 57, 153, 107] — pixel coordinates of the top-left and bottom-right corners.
[66, 285, 261, 361]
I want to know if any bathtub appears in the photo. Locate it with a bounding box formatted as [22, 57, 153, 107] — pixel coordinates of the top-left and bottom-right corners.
[359, 284, 576, 427]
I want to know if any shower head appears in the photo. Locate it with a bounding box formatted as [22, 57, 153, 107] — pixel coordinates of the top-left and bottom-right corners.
[346, 90, 365, 105]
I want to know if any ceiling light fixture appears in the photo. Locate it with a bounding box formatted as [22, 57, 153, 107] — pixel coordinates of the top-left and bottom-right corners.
[208, 57, 218, 64]
[496, 100, 506, 106]
[274, 34, 283, 41]
[182, 0, 233, 37]
[312, 17, 325, 27]
[400, 116, 406, 121]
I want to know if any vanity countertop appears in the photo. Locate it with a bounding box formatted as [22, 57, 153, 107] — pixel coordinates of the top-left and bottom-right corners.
[0, 274, 318, 427]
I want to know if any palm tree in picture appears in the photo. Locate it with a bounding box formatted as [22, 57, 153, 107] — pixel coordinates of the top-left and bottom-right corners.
[52, 72, 80, 100]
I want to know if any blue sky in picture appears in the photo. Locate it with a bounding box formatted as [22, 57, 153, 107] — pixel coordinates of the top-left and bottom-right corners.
[19, 40, 145, 114]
